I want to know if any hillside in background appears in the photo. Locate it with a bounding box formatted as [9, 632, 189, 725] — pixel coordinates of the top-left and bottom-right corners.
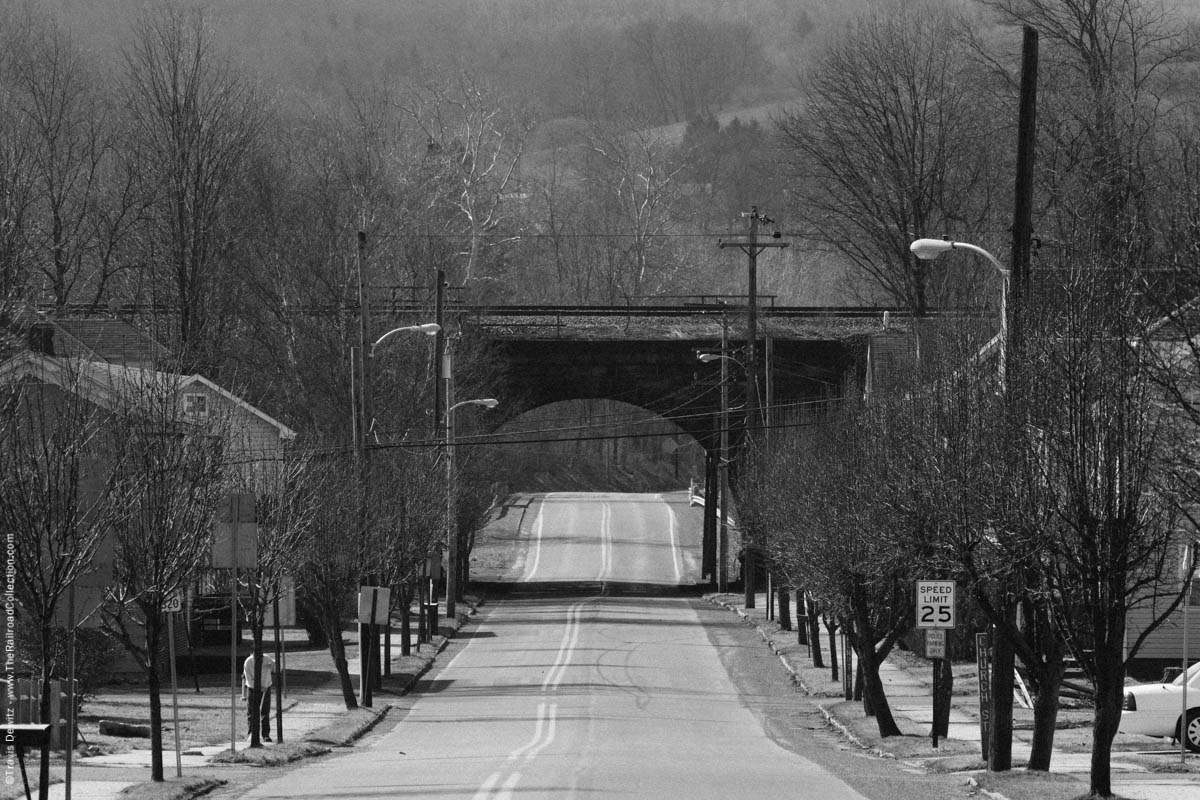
[37, 0, 860, 121]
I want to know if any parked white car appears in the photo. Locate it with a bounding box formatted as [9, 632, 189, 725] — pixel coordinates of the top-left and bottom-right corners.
[1120, 662, 1200, 752]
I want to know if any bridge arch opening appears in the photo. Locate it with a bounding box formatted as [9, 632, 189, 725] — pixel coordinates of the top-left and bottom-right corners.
[490, 399, 706, 493]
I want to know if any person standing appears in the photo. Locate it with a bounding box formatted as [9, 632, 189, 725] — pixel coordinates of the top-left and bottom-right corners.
[242, 652, 276, 742]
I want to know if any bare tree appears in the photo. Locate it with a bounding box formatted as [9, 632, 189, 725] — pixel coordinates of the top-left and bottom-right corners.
[11, 14, 143, 313]
[776, 4, 1003, 314]
[122, 6, 267, 372]
[234, 447, 319, 747]
[747, 406, 916, 738]
[623, 16, 769, 124]
[397, 73, 533, 288]
[0, 8, 39, 313]
[580, 112, 690, 303]
[293, 454, 364, 708]
[0, 360, 119, 799]
[102, 371, 230, 782]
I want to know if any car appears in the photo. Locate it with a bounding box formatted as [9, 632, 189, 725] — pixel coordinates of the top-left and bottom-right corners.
[1120, 661, 1200, 752]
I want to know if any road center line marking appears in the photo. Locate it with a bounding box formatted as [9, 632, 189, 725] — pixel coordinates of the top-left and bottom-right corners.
[508, 702, 547, 760]
[525, 704, 558, 760]
[495, 772, 522, 800]
[472, 772, 501, 800]
[544, 600, 586, 691]
[596, 502, 612, 581]
[522, 500, 545, 583]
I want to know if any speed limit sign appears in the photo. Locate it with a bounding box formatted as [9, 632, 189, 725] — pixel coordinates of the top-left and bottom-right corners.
[915, 580, 956, 629]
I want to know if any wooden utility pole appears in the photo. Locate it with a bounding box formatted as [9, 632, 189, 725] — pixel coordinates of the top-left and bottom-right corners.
[719, 208, 788, 609]
[355, 231, 375, 708]
[990, 25, 1038, 774]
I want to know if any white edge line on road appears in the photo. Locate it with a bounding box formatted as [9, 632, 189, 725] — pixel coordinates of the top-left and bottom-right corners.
[662, 494, 682, 583]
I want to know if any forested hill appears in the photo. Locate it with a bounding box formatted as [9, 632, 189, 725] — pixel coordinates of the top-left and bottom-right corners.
[38, 0, 852, 122]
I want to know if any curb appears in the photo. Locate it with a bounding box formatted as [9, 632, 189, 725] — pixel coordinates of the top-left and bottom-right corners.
[706, 597, 812, 695]
[706, 596, 890, 761]
[707, 596, 1022, 800]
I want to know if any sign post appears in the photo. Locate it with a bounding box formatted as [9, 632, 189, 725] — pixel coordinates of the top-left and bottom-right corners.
[977, 631, 993, 760]
[916, 580, 956, 748]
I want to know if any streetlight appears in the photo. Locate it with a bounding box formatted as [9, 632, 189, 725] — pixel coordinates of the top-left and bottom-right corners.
[370, 323, 441, 357]
[910, 238, 1010, 386]
[357, 320, 439, 707]
[446, 396, 499, 620]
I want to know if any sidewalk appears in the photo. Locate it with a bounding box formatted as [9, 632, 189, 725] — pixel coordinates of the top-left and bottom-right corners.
[714, 591, 1200, 800]
[27, 600, 472, 800]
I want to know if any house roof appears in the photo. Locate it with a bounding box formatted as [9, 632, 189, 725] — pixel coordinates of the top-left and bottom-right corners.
[2, 308, 171, 366]
[49, 318, 172, 365]
[0, 354, 297, 442]
[179, 374, 297, 441]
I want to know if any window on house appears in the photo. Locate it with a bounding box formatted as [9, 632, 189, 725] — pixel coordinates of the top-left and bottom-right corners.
[183, 393, 209, 420]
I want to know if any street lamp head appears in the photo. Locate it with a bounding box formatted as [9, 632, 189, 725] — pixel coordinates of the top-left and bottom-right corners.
[449, 397, 500, 414]
[910, 238, 954, 261]
[698, 353, 720, 363]
[370, 323, 441, 355]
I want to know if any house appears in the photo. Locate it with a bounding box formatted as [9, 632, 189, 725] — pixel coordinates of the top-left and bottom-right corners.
[0, 318, 298, 667]
[1123, 303, 1200, 678]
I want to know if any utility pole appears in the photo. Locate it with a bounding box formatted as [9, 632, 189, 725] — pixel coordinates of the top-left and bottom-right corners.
[444, 345, 457, 620]
[719, 208, 788, 609]
[355, 231, 375, 708]
[990, 25, 1038, 774]
[718, 318, 730, 595]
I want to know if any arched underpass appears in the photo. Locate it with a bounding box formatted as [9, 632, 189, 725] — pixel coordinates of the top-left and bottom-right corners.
[488, 398, 706, 494]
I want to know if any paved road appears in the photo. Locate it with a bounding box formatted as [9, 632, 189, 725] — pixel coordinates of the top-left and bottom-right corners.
[229, 493, 959, 800]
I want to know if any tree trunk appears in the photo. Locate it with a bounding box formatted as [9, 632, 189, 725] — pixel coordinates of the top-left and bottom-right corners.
[328, 626, 357, 710]
[825, 617, 838, 681]
[249, 625, 264, 748]
[400, 583, 412, 657]
[808, 597, 825, 667]
[990, 621, 1015, 771]
[778, 587, 792, 631]
[852, 591, 902, 737]
[858, 643, 902, 737]
[1028, 664, 1063, 770]
[1089, 635, 1126, 797]
[146, 622, 164, 782]
[37, 623, 52, 800]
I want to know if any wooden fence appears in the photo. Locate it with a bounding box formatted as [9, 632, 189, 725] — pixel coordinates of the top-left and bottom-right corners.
[2, 679, 72, 750]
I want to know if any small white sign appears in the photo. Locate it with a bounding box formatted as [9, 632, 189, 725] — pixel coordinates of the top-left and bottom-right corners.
[926, 628, 946, 659]
[164, 592, 183, 614]
[915, 579, 956, 629]
[358, 586, 391, 626]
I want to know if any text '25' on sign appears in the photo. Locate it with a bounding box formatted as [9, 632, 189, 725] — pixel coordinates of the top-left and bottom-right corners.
[915, 580, 956, 629]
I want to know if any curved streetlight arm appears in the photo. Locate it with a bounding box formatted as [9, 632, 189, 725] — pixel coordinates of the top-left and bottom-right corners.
[698, 353, 739, 365]
[910, 238, 1009, 388]
[370, 323, 441, 356]
[910, 238, 1009, 278]
[448, 398, 499, 414]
